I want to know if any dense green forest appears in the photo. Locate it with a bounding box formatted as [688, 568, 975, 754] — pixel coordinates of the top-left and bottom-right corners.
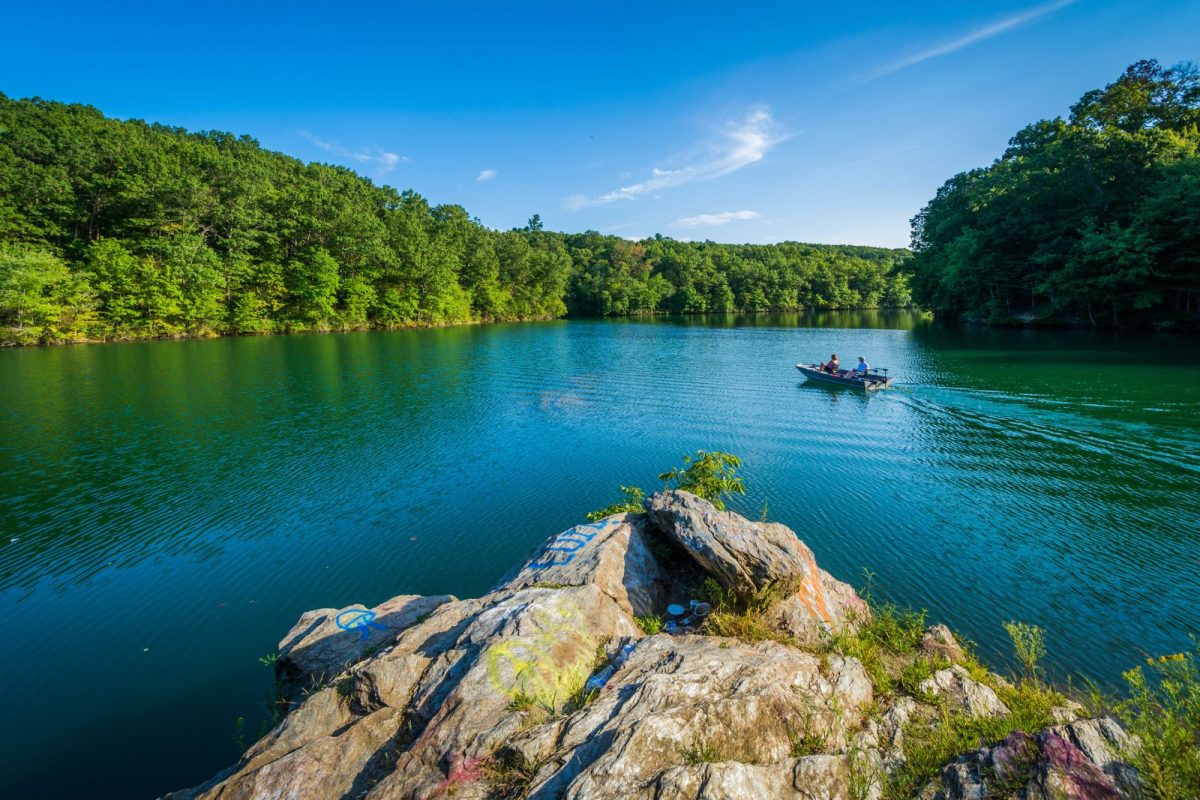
[908, 60, 1200, 329]
[0, 94, 909, 345]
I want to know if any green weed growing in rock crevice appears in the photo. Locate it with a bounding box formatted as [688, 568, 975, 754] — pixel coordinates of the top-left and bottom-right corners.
[882, 620, 1067, 799]
[585, 485, 644, 521]
[885, 677, 1065, 799]
[824, 593, 927, 697]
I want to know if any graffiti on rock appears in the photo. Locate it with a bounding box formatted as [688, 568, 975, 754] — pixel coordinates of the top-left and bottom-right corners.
[528, 518, 617, 570]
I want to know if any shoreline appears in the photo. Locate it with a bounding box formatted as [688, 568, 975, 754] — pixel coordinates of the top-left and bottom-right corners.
[0, 307, 923, 348]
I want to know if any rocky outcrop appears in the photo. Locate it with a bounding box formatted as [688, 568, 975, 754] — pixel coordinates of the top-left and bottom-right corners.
[163, 491, 1136, 800]
[933, 718, 1136, 800]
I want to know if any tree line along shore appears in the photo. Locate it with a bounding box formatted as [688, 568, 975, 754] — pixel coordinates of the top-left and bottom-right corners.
[0, 94, 908, 346]
[2, 59, 1197, 345]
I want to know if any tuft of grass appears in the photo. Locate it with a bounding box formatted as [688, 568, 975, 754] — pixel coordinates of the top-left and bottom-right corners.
[232, 715, 246, 750]
[785, 708, 829, 757]
[825, 601, 927, 697]
[864, 602, 927, 655]
[847, 740, 882, 800]
[484, 749, 540, 798]
[678, 736, 746, 766]
[562, 637, 611, 714]
[507, 691, 554, 720]
[899, 655, 950, 702]
[635, 614, 665, 635]
[695, 577, 797, 646]
[982, 730, 1041, 798]
[258, 652, 280, 667]
[1107, 647, 1200, 799]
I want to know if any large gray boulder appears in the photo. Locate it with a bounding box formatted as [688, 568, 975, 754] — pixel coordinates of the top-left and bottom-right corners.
[170, 584, 640, 800]
[643, 491, 813, 594]
[494, 512, 667, 617]
[644, 491, 868, 645]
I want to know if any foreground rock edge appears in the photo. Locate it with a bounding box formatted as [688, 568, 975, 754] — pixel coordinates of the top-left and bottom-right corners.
[162, 491, 1135, 800]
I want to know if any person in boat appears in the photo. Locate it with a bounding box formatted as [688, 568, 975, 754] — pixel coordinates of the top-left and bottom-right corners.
[853, 357, 870, 377]
[822, 354, 840, 374]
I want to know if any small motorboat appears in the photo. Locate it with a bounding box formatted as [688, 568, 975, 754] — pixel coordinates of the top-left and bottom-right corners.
[795, 363, 893, 391]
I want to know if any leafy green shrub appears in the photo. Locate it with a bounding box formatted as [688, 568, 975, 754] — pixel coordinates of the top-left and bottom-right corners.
[587, 450, 746, 522]
[1111, 648, 1200, 799]
[659, 450, 746, 510]
[635, 615, 664, 635]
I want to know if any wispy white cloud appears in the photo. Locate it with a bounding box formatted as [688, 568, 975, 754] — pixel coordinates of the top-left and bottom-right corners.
[564, 107, 783, 209]
[676, 210, 760, 228]
[299, 130, 410, 175]
[476, 168, 498, 182]
[864, 0, 1078, 81]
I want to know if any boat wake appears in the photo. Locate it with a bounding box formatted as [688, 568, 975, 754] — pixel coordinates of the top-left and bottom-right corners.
[887, 384, 1200, 477]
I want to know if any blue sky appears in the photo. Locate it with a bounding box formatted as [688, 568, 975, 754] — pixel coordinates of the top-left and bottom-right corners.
[2, 0, 1197, 247]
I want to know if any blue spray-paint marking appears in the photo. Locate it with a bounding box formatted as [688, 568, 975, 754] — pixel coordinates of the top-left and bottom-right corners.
[335, 608, 388, 640]
[528, 518, 615, 570]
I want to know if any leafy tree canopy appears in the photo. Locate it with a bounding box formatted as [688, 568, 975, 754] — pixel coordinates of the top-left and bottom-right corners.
[908, 60, 1200, 329]
[0, 93, 911, 344]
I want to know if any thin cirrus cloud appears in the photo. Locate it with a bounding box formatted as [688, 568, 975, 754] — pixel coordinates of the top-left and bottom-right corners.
[676, 210, 760, 228]
[476, 168, 498, 182]
[298, 130, 409, 174]
[863, 0, 1079, 81]
[564, 107, 782, 209]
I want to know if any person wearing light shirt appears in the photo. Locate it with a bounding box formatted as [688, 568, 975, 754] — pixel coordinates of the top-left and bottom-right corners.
[853, 357, 870, 375]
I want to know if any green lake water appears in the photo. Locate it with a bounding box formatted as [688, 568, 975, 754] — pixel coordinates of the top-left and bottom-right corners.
[1, 311, 1198, 798]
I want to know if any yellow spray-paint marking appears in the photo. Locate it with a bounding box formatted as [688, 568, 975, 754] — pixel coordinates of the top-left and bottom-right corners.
[484, 597, 591, 702]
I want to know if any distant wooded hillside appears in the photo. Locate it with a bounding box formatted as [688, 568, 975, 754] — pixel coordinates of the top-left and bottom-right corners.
[0, 95, 909, 344]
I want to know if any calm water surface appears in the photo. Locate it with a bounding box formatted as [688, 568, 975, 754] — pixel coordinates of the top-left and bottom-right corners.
[2, 312, 1198, 798]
